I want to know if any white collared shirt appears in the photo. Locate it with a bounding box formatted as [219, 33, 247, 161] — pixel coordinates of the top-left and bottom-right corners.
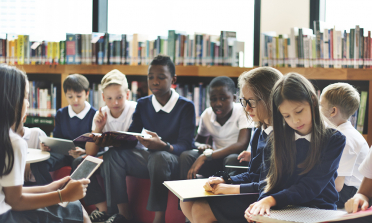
[68, 101, 92, 119]
[151, 88, 179, 113]
[295, 132, 311, 141]
[92, 100, 137, 133]
[263, 126, 273, 135]
[198, 103, 252, 150]
[22, 127, 47, 149]
[336, 121, 369, 188]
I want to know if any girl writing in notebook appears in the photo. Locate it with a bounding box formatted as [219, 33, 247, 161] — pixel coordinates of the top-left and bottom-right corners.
[245, 73, 346, 221]
[180, 67, 283, 223]
[0, 64, 91, 223]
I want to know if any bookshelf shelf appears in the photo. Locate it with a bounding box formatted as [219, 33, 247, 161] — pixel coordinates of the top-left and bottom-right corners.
[14, 65, 372, 145]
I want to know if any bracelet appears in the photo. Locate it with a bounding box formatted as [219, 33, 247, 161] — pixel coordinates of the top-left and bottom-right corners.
[57, 189, 63, 203]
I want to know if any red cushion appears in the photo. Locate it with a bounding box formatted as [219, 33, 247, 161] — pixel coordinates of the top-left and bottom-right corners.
[50, 166, 72, 181]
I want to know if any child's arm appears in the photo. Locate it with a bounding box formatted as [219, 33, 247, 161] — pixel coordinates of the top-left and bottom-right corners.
[85, 108, 107, 156]
[345, 176, 372, 213]
[4, 177, 89, 211]
[52, 110, 63, 138]
[335, 176, 345, 192]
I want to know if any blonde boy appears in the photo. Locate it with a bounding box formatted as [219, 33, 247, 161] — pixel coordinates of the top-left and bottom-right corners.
[85, 69, 137, 222]
[320, 82, 369, 208]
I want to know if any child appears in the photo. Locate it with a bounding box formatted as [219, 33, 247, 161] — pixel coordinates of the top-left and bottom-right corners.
[92, 55, 196, 223]
[180, 67, 283, 223]
[245, 73, 346, 221]
[30, 74, 97, 185]
[320, 83, 369, 208]
[84, 69, 137, 222]
[180, 76, 251, 180]
[0, 64, 91, 223]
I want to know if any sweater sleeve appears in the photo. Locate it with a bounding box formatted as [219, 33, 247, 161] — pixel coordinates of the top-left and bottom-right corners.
[171, 101, 196, 156]
[265, 132, 346, 208]
[53, 110, 63, 138]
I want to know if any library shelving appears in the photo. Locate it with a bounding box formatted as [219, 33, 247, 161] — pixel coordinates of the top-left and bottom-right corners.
[15, 65, 371, 145]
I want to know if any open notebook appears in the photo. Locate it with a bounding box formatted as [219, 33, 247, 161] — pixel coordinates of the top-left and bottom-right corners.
[251, 206, 372, 223]
[163, 178, 258, 202]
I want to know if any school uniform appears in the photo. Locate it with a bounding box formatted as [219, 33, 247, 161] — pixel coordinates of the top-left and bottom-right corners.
[335, 121, 369, 208]
[101, 89, 195, 214]
[358, 144, 372, 179]
[0, 129, 83, 223]
[207, 126, 273, 223]
[259, 130, 346, 210]
[30, 101, 96, 185]
[23, 127, 47, 149]
[179, 103, 251, 178]
[80, 100, 137, 207]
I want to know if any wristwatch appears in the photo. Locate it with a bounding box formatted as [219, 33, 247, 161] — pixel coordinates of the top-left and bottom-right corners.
[203, 149, 213, 161]
[163, 142, 171, 152]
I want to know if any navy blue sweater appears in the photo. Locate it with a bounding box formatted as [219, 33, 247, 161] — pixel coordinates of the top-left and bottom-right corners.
[53, 106, 97, 149]
[230, 127, 271, 193]
[128, 95, 196, 156]
[260, 129, 346, 210]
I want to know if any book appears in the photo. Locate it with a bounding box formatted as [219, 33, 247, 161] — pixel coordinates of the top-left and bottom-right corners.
[251, 206, 372, 223]
[357, 91, 368, 134]
[163, 178, 257, 202]
[73, 131, 152, 143]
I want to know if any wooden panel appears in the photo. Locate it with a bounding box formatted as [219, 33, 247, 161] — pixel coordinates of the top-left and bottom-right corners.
[368, 80, 372, 146]
[347, 69, 372, 80]
[198, 66, 251, 77]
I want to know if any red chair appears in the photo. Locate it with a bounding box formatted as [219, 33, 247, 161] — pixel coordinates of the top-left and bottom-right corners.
[126, 176, 185, 223]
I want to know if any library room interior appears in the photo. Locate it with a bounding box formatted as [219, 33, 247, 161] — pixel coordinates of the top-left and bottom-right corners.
[1, 0, 372, 222]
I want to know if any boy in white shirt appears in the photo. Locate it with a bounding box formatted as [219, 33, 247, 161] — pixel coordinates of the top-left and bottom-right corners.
[320, 82, 369, 208]
[180, 76, 251, 179]
[85, 69, 137, 222]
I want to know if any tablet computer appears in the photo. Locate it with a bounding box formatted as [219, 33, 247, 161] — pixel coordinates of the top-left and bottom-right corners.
[59, 155, 103, 207]
[39, 136, 75, 155]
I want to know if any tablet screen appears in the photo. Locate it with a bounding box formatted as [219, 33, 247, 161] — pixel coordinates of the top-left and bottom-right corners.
[71, 159, 99, 180]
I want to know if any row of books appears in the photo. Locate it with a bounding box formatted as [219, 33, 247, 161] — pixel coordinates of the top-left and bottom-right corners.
[260, 21, 372, 68]
[0, 30, 245, 67]
[27, 81, 57, 117]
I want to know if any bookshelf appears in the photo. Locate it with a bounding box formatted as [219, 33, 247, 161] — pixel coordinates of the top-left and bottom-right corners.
[15, 65, 371, 145]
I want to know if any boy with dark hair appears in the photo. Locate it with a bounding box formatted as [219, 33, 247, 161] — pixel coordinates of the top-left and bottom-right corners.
[180, 76, 251, 180]
[92, 55, 196, 223]
[320, 82, 369, 208]
[31, 74, 97, 185]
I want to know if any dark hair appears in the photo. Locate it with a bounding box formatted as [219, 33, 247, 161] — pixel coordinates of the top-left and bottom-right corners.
[0, 64, 28, 176]
[238, 67, 283, 128]
[209, 76, 236, 94]
[265, 73, 330, 192]
[150, 55, 176, 77]
[63, 74, 90, 93]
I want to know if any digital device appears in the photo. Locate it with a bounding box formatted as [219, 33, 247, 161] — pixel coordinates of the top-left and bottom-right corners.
[59, 155, 103, 207]
[39, 136, 75, 155]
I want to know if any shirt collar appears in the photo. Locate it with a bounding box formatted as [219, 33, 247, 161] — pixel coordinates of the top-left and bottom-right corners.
[263, 126, 273, 135]
[68, 101, 91, 119]
[152, 88, 179, 113]
[295, 132, 311, 142]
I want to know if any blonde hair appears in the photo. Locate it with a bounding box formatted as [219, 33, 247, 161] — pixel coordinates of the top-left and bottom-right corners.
[238, 67, 283, 128]
[101, 69, 128, 91]
[321, 83, 360, 119]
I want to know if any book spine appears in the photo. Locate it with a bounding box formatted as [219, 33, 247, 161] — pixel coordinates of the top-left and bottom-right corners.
[357, 91, 368, 134]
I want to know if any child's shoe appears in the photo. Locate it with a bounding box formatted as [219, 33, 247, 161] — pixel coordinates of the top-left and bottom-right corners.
[105, 214, 129, 223]
[90, 209, 110, 222]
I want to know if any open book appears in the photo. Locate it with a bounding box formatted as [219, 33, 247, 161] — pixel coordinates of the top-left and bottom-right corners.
[250, 206, 372, 223]
[73, 131, 152, 143]
[163, 178, 258, 202]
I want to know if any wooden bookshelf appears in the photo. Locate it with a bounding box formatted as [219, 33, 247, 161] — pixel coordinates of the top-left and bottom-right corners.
[15, 65, 372, 145]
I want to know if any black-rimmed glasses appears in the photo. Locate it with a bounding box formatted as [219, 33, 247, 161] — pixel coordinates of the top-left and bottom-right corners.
[239, 97, 260, 108]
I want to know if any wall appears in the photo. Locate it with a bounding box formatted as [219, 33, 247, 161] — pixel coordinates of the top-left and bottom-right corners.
[261, 0, 310, 35]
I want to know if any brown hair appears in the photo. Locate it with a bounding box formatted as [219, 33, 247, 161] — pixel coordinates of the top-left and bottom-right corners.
[321, 82, 360, 119]
[265, 73, 332, 193]
[238, 67, 283, 128]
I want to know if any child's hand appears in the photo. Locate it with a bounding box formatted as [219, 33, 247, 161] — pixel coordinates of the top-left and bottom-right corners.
[46, 176, 71, 192]
[211, 184, 240, 195]
[69, 147, 86, 158]
[136, 130, 165, 151]
[238, 151, 251, 162]
[40, 142, 51, 152]
[345, 193, 370, 213]
[245, 196, 276, 222]
[187, 155, 207, 179]
[61, 178, 90, 202]
[89, 133, 121, 147]
[197, 144, 212, 153]
[94, 107, 107, 132]
[24, 163, 33, 182]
